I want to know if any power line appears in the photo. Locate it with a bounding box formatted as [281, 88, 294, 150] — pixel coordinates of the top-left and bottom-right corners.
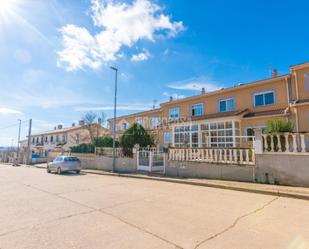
[0, 119, 30, 131]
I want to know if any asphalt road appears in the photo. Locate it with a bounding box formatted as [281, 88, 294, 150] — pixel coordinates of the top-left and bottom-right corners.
[0, 164, 309, 249]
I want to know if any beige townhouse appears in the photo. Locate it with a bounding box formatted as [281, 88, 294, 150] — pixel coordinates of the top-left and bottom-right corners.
[108, 62, 309, 148]
[20, 121, 109, 156]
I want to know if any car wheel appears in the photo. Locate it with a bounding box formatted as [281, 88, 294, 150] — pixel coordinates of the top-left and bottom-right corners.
[76, 170, 80, 174]
[46, 167, 51, 173]
[57, 167, 62, 175]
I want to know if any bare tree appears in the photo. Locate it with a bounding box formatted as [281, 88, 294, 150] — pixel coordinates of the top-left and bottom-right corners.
[81, 111, 106, 143]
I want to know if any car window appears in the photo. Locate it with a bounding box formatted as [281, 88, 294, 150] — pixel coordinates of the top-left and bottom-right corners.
[64, 157, 70, 161]
[54, 157, 62, 162]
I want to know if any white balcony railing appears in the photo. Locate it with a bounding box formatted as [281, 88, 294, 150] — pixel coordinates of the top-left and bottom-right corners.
[262, 133, 309, 153]
[169, 147, 255, 165]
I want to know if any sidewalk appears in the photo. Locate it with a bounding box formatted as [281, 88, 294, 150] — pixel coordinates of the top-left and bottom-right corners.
[82, 169, 309, 201]
[31, 163, 309, 201]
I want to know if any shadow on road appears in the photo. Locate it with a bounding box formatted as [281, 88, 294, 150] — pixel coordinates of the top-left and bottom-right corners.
[50, 172, 87, 177]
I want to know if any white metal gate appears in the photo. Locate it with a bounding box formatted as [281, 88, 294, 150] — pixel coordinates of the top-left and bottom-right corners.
[137, 149, 165, 173]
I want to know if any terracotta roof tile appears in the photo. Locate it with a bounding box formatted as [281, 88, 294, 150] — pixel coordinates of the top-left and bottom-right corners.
[243, 108, 288, 118]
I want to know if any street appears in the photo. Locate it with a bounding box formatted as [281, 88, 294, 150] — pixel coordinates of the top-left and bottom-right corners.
[0, 164, 309, 249]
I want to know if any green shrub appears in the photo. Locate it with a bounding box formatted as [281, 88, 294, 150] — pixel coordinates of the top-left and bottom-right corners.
[70, 143, 95, 153]
[265, 120, 293, 152]
[266, 120, 293, 133]
[93, 136, 119, 148]
[120, 123, 154, 156]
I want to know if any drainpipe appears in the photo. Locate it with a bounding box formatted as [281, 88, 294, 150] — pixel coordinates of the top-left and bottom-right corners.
[295, 107, 300, 133]
[294, 71, 300, 100]
[285, 76, 291, 105]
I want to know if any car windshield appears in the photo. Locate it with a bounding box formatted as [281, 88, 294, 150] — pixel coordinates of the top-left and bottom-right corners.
[54, 157, 62, 162]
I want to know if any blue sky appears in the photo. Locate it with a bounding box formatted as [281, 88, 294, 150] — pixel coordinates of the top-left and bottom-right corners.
[0, 0, 308, 146]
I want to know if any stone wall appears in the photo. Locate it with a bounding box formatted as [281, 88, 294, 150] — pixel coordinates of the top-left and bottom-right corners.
[255, 153, 309, 187]
[166, 160, 255, 182]
[95, 156, 136, 173]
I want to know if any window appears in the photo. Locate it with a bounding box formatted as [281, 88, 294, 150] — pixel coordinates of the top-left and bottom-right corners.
[76, 133, 80, 144]
[201, 121, 240, 147]
[191, 103, 204, 116]
[50, 136, 54, 143]
[164, 132, 172, 144]
[136, 118, 144, 125]
[169, 107, 180, 119]
[56, 135, 59, 143]
[45, 136, 48, 143]
[219, 98, 235, 112]
[254, 91, 275, 107]
[123, 122, 129, 130]
[149, 117, 160, 128]
[32, 137, 35, 144]
[305, 73, 309, 92]
[62, 135, 66, 142]
[174, 125, 199, 147]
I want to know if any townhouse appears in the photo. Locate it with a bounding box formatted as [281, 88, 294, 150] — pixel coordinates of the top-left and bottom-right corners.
[108, 62, 309, 148]
[20, 121, 109, 156]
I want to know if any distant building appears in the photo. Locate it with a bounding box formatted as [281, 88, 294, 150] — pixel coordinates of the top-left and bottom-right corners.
[20, 122, 109, 156]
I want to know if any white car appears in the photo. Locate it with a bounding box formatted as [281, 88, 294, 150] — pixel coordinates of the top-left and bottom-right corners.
[47, 156, 82, 174]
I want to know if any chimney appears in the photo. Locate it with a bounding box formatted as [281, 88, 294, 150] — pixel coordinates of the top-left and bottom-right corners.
[272, 69, 278, 78]
[201, 88, 205, 95]
[54, 126, 57, 130]
[72, 123, 75, 127]
[79, 120, 85, 126]
[169, 96, 173, 102]
[57, 124, 63, 130]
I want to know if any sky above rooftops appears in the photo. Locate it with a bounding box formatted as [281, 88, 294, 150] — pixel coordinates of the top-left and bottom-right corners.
[0, 0, 309, 145]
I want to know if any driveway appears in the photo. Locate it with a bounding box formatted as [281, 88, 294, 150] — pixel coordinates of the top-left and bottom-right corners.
[0, 164, 308, 249]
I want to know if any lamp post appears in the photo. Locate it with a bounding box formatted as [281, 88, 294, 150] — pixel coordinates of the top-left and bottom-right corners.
[16, 119, 21, 166]
[110, 66, 118, 172]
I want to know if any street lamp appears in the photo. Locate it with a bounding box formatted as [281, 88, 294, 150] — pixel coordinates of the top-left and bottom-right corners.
[110, 66, 118, 172]
[16, 119, 21, 166]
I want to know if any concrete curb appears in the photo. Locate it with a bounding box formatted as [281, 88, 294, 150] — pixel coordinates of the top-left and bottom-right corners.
[82, 169, 309, 201]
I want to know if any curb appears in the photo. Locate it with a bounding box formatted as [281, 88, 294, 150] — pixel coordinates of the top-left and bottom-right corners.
[82, 170, 309, 201]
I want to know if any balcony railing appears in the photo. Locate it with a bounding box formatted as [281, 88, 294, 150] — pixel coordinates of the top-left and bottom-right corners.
[169, 147, 255, 165]
[262, 133, 309, 153]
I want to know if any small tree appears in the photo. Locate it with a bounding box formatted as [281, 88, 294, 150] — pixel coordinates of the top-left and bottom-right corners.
[81, 111, 106, 143]
[120, 123, 154, 156]
[266, 120, 293, 152]
[266, 120, 293, 133]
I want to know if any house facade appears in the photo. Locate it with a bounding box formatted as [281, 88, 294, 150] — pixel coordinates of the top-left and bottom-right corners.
[108, 62, 309, 148]
[20, 122, 109, 156]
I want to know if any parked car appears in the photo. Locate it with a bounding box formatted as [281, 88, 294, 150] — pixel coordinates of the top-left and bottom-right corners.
[47, 156, 82, 174]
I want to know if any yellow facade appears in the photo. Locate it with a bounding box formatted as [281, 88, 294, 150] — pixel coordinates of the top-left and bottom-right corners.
[108, 62, 309, 147]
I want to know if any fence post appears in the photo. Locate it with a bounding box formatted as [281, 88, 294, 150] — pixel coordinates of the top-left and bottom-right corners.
[253, 128, 263, 154]
[292, 134, 298, 153]
[300, 134, 306, 153]
[284, 133, 290, 152]
[149, 151, 153, 172]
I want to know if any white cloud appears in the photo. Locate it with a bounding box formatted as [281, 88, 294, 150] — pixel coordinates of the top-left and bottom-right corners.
[58, 0, 184, 71]
[0, 107, 22, 115]
[131, 49, 150, 62]
[162, 92, 186, 100]
[167, 77, 223, 92]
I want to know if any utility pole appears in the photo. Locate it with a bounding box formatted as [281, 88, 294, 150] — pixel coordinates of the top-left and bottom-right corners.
[110, 66, 118, 173]
[26, 119, 32, 165]
[16, 119, 21, 165]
